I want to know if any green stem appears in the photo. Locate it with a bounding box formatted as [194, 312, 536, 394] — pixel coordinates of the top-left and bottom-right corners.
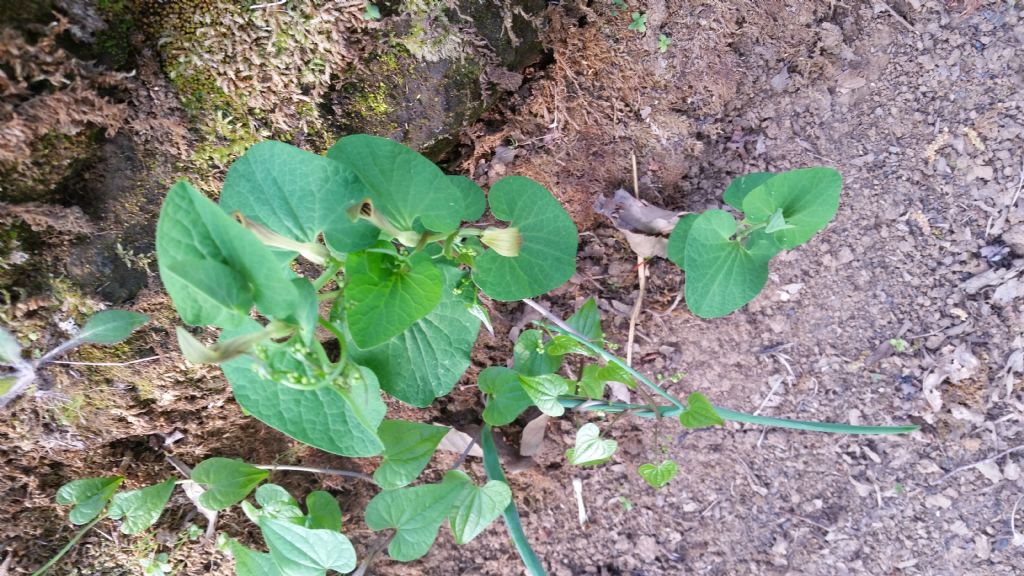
[481, 425, 546, 576]
[317, 290, 341, 302]
[313, 261, 342, 291]
[735, 220, 767, 242]
[317, 318, 348, 368]
[32, 515, 104, 576]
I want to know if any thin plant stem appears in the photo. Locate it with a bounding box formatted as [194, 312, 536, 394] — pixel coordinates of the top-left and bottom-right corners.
[254, 464, 375, 483]
[49, 355, 163, 367]
[31, 515, 104, 576]
[313, 262, 342, 291]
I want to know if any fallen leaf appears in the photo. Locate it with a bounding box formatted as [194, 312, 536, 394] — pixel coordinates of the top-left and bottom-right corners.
[519, 415, 549, 457]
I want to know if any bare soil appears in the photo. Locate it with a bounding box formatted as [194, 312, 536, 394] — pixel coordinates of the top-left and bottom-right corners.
[3, 1, 1024, 575]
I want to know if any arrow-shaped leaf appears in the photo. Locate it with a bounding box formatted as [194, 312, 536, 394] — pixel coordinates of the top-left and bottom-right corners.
[678, 392, 724, 429]
[107, 478, 176, 534]
[565, 423, 617, 467]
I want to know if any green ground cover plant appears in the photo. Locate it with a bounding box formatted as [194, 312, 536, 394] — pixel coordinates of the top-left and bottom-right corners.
[34, 135, 916, 575]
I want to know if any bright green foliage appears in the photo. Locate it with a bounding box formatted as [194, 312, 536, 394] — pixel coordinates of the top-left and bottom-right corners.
[78, 310, 149, 345]
[472, 176, 579, 301]
[513, 329, 563, 376]
[578, 364, 606, 399]
[230, 540, 281, 576]
[638, 460, 678, 489]
[657, 34, 671, 53]
[344, 249, 442, 348]
[668, 167, 841, 317]
[0, 327, 21, 364]
[628, 12, 647, 32]
[448, 473, 512, 545]
[259, 518, 357, 575]
[567, 298, 603, 342]
[374, 420, 449, 489]
[519, 374, 574, 417]
[242, 484, 304, 525]
[448, 175, 487, 222]
[304, 492, 342, 531]
[479, 367, 532, 426]
[678, 392, 724, 429]
[107, 479, 175, 534]
[191, 458, 269, 510]
[566, 423, 617, 467]
[364, 471, 470, 561]
[56, 476, 123, 524]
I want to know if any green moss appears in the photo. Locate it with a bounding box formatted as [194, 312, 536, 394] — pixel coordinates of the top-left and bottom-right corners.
[95, 0, 136, 69]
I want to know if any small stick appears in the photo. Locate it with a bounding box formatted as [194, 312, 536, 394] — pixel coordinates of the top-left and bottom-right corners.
[250, 0, 286, 9]
[572, 478, 588, 526]
[1010, 158, 1024, 207]
[448, 439, 477, 471]
[935, 443, 1024, 484]
[1011, 494, 1024, 545]
[254, 464, 375, 483]
[49, 355, 163, 367]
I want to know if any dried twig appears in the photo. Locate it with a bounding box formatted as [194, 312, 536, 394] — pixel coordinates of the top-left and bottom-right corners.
[254, 464, 375, 483]
[935, 443, 1024, 484]
[49, 355, 163, 367]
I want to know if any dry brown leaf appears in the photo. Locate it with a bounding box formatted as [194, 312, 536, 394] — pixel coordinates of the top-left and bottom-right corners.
[519, 414, 549, 457]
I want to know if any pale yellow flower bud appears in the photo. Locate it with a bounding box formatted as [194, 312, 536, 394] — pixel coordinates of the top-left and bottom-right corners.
[481, 226, 522, 257]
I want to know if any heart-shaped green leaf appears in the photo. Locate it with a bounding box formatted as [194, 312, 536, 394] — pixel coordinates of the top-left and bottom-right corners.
[682, 210, 778, 318]
[259, 517, 357, 575]
[161, 259, 252, 329]
[229, 540, 282, 576]
[597, 363, 636, 389]
[347, 264, 479, 407]
[666, 213, 699, 271]
[107, 479, 175, 534]
[741, 167, 841, 249]
[567, 298, 603, 342]
[241, 484, 304, 525]
[566, 423, 617, 467]
[678, 392, 724, 429]
[723, 172, 775, 210]
[192, 458, 269, 510]
[78, 310, 149, 345]
[472, 176, 578, 301]
[513, 329, 563, 376]
[345, 248, 442, 349]
[447, 474, 512, 544]
[374, 420, 449, 489]
[364, 471, 470, 561]
[519, 373, 573, 417]
[545, 334, 596, 357]
[157, 181, 299, 323]
[221, 140, 378, 254]
[478, 366, 532, 426]
[638, 460, 678, 489]
[448, 175, 486, 222]
[56, 476, 123, 524]
[327, 134, 464, 233]
[577, 364, 606, 399]
[304, 491, 342, 532]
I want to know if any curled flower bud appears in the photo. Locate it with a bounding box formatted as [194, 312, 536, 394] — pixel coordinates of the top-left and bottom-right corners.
[346, 199, 422, 246]
[481, 226, 522, 257]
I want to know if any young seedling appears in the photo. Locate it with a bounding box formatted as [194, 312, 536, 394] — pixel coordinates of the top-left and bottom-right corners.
[628, 12, 648, 33]
[658, 33, 671, 52]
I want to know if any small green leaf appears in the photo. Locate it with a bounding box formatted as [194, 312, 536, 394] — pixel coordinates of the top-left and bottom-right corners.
[0, 327, 21, 365]
[374, 420, 448, 489]
[229, 540, 282, 576]
[305, 491, 342, 531]
[241, 484, 303, 525]
[345, 249, 442, 349]
[447, 475, 512, 545]
[723, 172, 775, 210]
[448, 175, 486, 222]
[513, 329, 562, 376]
[108, 479, 176, 534]
[682, 210, 775, 318]
[363, 2, 381, 20]
[578, 364, 606, 399]
[478, 367, 532, 426]
[678, 392, 724, 429]
[472, 176, 578, 301]
[741, 167, 841, 249]
[518, 374, 573, 417]
[546, 334, 595, 357]
[764, 208, 794, 233]
[665, 213, 699, 271]
[597, 363, 636, 389]
[191, 458, 269, 510]
[364, 471, 470, 561]
[162, 259, 252, 329]
[259, 517, 357, 575]
[78, 310, 148, 345]
[566, 423, 617, 467]
[567, 298, 603, 341]
[637, 460, 678, 489]
[56, 476, 123, 525]
[628, 12, 647, 32]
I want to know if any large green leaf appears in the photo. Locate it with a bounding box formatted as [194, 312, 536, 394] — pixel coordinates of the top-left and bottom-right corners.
[374, 420, 449, 489]
[230, 540, 282, 576]
[161, 259, 252, 329]
[666, 213, 699, 271]
[513, 329, 562, 376]
[224, 353, 386, 456]
[259, 518, 357, 575]
[682, 210, 776, 318]
[56, 476, 123, 524]
[304, 491, 342, 532]
[221, 141, 378, 254]
[364, 471, 470, 562]
[327, 135, 463, 233]
[345, 249, 442, 349]
[565, 423, 617, 467]
[347, 264, 479, 407]
[78, 310, 149, 345]
[448, 175, 486, 222]
[741, 167, 841, 249]
[107, 479, 176, 535]
[723, 172, 775, 210]
[192, 458, 269, 510]
[479, 367, 533, 426]
[518, 374, 573, 417]
[577, 364, 606, 399]
[472, 176, 578, 301]
[156, 181, 299, 323]
[446, 472, 511, 545]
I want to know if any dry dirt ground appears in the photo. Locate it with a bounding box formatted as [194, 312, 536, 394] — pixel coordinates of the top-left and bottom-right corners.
[2, 1, 1024, 575]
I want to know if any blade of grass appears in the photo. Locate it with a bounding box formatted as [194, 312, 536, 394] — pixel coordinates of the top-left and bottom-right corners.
[481, 424, 546, 576]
